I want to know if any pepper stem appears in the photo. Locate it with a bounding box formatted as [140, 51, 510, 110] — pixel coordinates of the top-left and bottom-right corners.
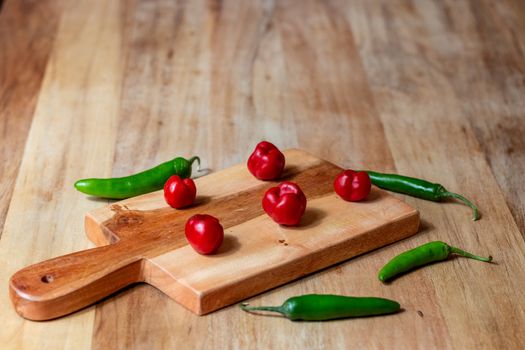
[442, 191, 480, 221]
[449, 246, 492, 262]
[188, 156, 201, 172]
[240, 304, 284, 315]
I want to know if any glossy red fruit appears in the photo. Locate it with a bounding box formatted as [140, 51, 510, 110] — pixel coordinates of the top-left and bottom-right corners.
[185, 214, 224, 255]
[262, 181, 307, 226]
[333, 170, 371, 202]
[247, 141, 285, 180]
[164, 175, 197, 209]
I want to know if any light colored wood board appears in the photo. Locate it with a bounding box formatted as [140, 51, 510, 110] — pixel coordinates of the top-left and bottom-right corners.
[10, 149, 419, 319]
[0, 0, 125, 348]
[147, 191, 418, 315]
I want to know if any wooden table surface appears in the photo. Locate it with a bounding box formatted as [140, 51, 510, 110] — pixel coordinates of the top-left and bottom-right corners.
[1, 0, 524, 348]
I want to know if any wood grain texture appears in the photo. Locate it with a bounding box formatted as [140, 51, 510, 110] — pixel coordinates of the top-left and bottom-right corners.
[9, 149, 419, 319]
[0, 0, 524, 348]
[0, 0, 62, 238]
[0, 0, 124, 348]
[344, 0, 525, 348]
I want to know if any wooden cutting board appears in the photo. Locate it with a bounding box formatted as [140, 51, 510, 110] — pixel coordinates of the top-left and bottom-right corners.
[9, 149, 419, 321]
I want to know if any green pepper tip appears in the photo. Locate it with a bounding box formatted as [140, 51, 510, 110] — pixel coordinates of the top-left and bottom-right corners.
[448, 245, 492, 263]
[441, 190, 480, 221]
[74, 179, 86, 192]
[378, 273, 386, 283]
[189, 156, 201, 173]
[472, 208, 480, 221]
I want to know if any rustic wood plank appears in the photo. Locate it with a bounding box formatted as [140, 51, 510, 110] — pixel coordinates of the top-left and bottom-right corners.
[0, 0, 126, 348]
[438, 0, 525, 237]
[0, 0, 524, 348]
[344, 0, 525, 348]
[0, 0, 61, 238]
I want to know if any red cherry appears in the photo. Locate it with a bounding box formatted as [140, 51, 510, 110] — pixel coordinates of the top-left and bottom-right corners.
[185, 214, 224, 255]
[334, 170, 371, 202]
[247, 141, 285, 180]
[164, 175, 196, 209]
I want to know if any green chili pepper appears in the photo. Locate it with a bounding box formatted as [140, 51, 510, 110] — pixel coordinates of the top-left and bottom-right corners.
[240, 294, 401, 321]
[378, 241, 492, 283]
[74, 156, 200, 199]
[364, 171, 480, 221]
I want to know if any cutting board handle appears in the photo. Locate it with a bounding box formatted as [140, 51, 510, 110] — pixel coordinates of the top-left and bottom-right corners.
[9, 241, 143, 321]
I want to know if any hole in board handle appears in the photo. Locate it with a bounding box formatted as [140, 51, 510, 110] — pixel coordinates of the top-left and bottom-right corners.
[41, 275, 54, 283]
